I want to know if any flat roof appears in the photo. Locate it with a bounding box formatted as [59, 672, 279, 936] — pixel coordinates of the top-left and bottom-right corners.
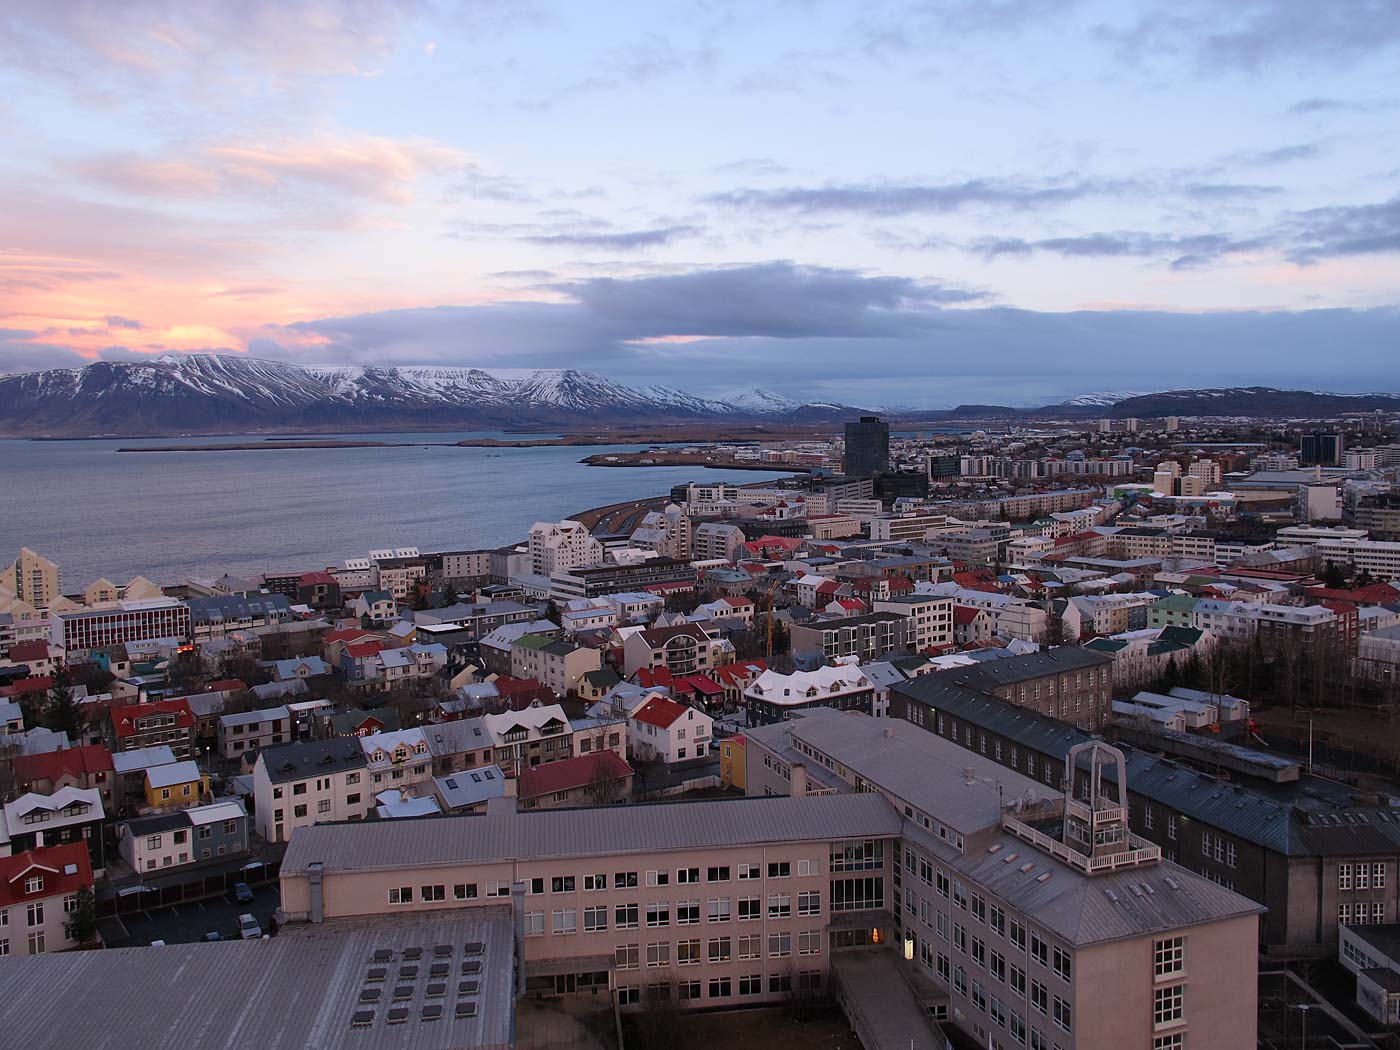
[0, 911, 515, 1050]
[283, 792, 902, 876]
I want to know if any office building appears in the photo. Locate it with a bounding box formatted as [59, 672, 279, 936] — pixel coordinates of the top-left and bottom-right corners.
[844, 416, 890, 477]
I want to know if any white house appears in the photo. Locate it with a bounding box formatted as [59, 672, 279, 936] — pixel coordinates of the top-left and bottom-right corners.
[627, 695, 713, 764]
[359, 727, 435, 797]
[252, 738, 371, 844]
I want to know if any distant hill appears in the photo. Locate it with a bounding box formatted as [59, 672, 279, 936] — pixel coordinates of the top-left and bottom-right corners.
[1105, 387, 1400, 419]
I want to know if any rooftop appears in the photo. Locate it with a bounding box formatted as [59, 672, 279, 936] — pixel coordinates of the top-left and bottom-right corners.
[283, 792, 903, 875]
[0, 912, 515, 1050]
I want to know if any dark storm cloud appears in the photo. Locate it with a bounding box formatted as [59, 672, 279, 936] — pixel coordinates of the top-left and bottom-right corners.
[1287, 195, 1400, 263]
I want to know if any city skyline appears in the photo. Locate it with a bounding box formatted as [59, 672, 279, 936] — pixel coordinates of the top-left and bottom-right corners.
[2, 1, 1399, 404]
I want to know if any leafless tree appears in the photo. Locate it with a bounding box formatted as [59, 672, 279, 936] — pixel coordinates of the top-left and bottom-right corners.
[632, 977, 686, 1050]
[581, 752, 624, 806]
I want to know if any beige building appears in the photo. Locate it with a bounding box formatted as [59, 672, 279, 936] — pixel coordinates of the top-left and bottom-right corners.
[529, 520, 605, 577]
[510, 634, 602, 697]
[0, 548, 62, 611]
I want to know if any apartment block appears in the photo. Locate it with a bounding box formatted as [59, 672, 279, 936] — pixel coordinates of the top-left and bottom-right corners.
[790, 612, 911, 663]
[873, 594, 954, 651]
[252, 738, 372, 844]
[0, 842, 93, 957]
[529, 520, 605, 577]
[51, 598, 191, 655]
[550, 559, 698, 601]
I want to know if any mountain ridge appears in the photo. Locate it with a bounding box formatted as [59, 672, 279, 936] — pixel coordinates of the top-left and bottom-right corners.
[1, 355, 1397, 436]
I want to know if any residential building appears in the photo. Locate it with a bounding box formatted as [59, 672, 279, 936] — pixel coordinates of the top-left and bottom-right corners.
[413, 600, 537, 638]
[868, 512, 953, 543]
[873, 594, 954, 652]
[511, 634, 602, 697]
[744, 665, 876, 726]
[433, 764, 508, 813]
[252, 738, 372, 844]
[518, 751, 633, 809]
[0, 548, 62, 611]
[109, 699, 197, 759]
[599, 591, 666, 625]
[359, 728, 434, 798]
[10, 745, 115, 812]
[1315, 538, 1400, 583]
[186, 592, 291, 642]
[1, 787, 106, 874]
[623, 623, 731, 678]
[50, 598, 190, 656]
[790, 612, 911, 663]
[142, 760, 210, 811]
[215, 705, 291, 760]
[119, 799, 248, 872]
[373, 556, 429, 601]
[529, 520, 605, 577]
[719, 735, 747, 790]
[482, 703, 575, 775]
[630, 504, 692, 560]
[692, 521, 747, 563]
[0, 842, 93, 956]
[350, 590, 396, 622]
[628, 695, 714, 763]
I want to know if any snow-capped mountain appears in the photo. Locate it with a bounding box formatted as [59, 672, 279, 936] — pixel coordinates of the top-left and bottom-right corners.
[0, 354, 832, 436]
[1060, 391, 1149, 408]
[712, 387, 801, 413]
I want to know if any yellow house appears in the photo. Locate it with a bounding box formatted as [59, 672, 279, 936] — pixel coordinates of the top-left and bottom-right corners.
[719, 735, 746, 792]
[144, 761, 211, 810]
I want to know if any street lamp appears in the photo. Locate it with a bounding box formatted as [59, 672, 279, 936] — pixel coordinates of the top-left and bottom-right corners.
[1296, 1003, 1310, 1049]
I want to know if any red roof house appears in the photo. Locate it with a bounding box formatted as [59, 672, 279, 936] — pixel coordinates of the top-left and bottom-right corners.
[518, 751, 633, 808]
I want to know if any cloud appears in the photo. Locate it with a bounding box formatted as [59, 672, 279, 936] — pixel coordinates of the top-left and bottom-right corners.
[1286, 195, 1400, 263]
[1223, 143, 1323, 166]
[1105, 2, 1400, 73]
[103, 315, 145, 330]
[70, 135, 468, 206]
[706, 176, 1134, 216]
[0, 0, 426, 92]
[445, 165, 537, 204]
[522, 225, 703, 251]
[968, 231, 1261, 269]
[0, 336, 86, 373]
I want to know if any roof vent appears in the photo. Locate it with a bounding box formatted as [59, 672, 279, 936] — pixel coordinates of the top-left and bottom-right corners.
[1035, 872, 1051, 883]
[351, 1011, 375, 1028]
[422, 1004, 443, 1022]
[1019, 862, 1035, 873]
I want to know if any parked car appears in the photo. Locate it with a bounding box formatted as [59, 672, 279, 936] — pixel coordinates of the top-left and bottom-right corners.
[231, 882, 254, 904]
[202, 932, 222, 942]
[237, 914, 262, 939]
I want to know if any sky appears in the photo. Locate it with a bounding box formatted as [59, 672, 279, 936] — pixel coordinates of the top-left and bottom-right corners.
[1, 0, 1399, 407]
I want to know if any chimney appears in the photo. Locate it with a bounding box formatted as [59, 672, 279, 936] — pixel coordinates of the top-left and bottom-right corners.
[308, 861, 324, 924]
[883, 726, 895, 738]
[963, 767, 976, 784]
[511, 880, 527, 998]
[790, 762, 808, 798]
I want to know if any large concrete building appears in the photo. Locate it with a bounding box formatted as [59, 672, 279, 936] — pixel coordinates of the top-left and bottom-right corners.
[843, 416, 890, 477]
[528, 520, 604, 577]
[0, 547, 62, 611]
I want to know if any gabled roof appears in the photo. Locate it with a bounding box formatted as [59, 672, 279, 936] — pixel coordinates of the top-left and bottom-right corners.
[0, 842, 92, 907]
[631, 696, 692, 730]
[519, 751, 633, 799]
[257, 738, 368, 784]
[145, 761, 203, 789]
[110, 699, 194, 738]
[12, 745, 113, 786]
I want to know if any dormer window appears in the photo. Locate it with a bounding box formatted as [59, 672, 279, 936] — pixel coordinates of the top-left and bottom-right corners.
[24, 876, 42, 893]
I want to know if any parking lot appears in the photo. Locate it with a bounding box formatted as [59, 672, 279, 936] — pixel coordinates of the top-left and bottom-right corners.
[107, 882, 281, 947]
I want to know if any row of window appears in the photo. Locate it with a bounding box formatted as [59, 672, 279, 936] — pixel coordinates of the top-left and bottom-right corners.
[613, 970, 820, 1004]
[611, 931, 822, 967]
[1340, 902, 1388, 925]
[1339, 862, 1387, 891]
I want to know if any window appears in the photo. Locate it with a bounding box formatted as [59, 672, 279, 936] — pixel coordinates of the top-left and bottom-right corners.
[737, 863, 760, 880]
[937, 872, 951, 898]
[768, 861, 791, 878]
[1153, 985, 1184, 1029]
[678, 980, 701, 1001]
[615, 904, 638, 929]
[1376, 863, 1388, 888]
[676, 900, 701, 925]
[584, 906, 608, 932]
[26, 902, 44, 927]
[707, 866, 730, 882]
[552, 909, 577, 934]
[738, 934, 761, 960]
[739, 974, 762, 996]
[453, 883, 478, 900]
[1339, 863, 1353, 890]
[1010, 920, 1026, 952]
[768, 972, 792, 994]
[1154, 937, 1184, 979]
[708, 937, 732, 962]
[616, 987, 639, 1006]
[677, 867, 700, 884]
[487, 882, 511, 897]
[1153, 1036, 1184, 1050]
[387, 886, 414, 905]
[646, 942, 670, 968]
[990, 949, 1006, 983]
[552, 876, 576, 893]
[798, 930, 823, 956]
[768, 894, 791, 918]
[1030, 933, 1048, 967]
[1053, 996, 1072, 1033]
[989, 904, 1006, 936]
[615, 871, 638, 888]
[293, 804, 307, 819]
[707, 896, 731, 922]
[293, 783, 307, 795]
[584, 874, 607, 891]
[1052, 946, 1071, 982]
[646, 870, 670, 887]
[616, 944, 639, 970]
[677, 939, 701, 965]
[954, 923, 967, 954]
[972, 894, 987, 923]
[1010, 964, 1026, 996]
[738, 897, 761, 921]
[525, 912, 545, 937]
[972, 937, 986, 967]
[145, 836, 161, 850]
[797, 858, 819, 876]
[646, 903, 670, 928]
[421, 884, 446, 902]
[709, 977, 732, 998]
[317, 799, 331, 814]
[346, 793, 361, 806]
[798, 890, 821, 916]
[768, 932, 792, 958]
[1030, 980, 1048, 1015]
[27, 931, 44, 954]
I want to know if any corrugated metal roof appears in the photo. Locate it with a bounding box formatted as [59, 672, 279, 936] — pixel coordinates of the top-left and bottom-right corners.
[0, 911, 514, 1050]
[283, 793, 902, 876]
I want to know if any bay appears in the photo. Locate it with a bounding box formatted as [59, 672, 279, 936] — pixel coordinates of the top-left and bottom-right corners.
[0, 432, 794, 588]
